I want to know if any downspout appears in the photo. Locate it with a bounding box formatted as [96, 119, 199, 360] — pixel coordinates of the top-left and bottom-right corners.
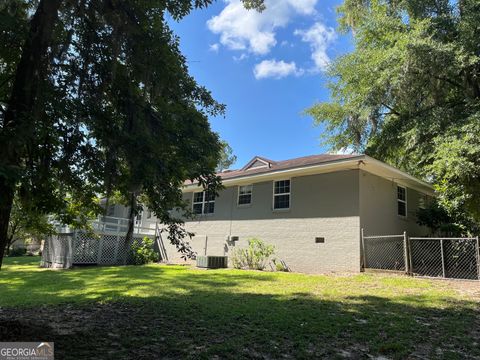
[358, 160, 366, 271]
[225, 186, 235, 256]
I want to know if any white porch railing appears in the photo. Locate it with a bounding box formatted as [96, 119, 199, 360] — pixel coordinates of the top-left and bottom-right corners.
[90, 216, 156, 235]
[51, 215, 156, 236]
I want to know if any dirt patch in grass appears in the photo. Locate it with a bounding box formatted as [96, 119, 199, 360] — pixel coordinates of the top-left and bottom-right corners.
[0, 320, 55, 341]
[1, 303, 184, 359]
[1, 299, 479, 360]
[1, 302, 316, 359]
[441, 279, 480, 298]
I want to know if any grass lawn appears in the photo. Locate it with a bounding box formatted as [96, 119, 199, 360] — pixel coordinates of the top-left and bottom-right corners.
[0, 257, 479, 359]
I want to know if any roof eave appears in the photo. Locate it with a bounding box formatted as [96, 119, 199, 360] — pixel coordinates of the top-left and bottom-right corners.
[362, 155, 434, 195]
[183, 155, 367, 190]
[183, 154, 434, 195]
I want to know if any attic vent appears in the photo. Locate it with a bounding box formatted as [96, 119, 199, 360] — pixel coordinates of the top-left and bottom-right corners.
[315, 237, 325, 243]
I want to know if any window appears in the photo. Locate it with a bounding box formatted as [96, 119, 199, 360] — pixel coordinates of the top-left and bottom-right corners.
[397, 186, 407, 217]
[273, 180, 290, 210]
[192, 191, 215, 215]
[238, 185, 253, 206]
[146, 210, 152, 219]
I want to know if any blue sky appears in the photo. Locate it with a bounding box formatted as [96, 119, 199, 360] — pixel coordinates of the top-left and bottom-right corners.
[171, 0, 353, 168]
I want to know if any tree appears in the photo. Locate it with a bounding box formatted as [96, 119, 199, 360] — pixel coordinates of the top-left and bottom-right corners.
[217, 140, 237, 172]
[0, 0, 264, 269]
[416, 200, 473, 237]
[6, 196, 54, 255]
[308, 0, 480, 230]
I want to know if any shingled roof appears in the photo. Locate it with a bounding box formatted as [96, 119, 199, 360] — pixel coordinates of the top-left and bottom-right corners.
[183, 153, 434, 194]
[217, 153, 361, 180]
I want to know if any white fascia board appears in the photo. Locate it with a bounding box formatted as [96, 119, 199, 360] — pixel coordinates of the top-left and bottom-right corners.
[361, 156, 434, 195]
[182, 155, 434, 196]
[182, 156, 366, 192]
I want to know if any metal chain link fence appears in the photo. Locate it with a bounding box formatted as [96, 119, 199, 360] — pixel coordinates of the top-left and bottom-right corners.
[409, 238, 480, 280]
[362, 234, 406, 272]
[362, 230, 480, 280]
[42, 231, 156, 268]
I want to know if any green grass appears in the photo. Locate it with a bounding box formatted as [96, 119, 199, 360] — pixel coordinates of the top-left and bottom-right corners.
[1, 257, 479, 359]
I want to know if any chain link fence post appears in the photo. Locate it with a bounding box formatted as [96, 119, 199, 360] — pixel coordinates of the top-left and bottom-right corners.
[440, 239, 446, 278]
[408, 235, 413, 275]
[476, 236, 480, 280]
[361, 228, 366, 270]
[403, 231, 409, 274]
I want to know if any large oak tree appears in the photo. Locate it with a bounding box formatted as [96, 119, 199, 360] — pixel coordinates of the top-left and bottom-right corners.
[0, 0, 263, 268]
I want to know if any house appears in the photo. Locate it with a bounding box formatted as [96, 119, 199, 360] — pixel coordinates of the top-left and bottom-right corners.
[105, 153, 434, 274]
[99, 199, 158, 232]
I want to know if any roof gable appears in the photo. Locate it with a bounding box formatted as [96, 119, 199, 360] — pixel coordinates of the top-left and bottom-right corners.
[241, 156, 275, 171]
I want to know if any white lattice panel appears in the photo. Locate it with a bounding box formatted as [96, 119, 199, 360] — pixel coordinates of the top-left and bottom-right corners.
[73, 232, 100, 264]
[99, 235, 119, 264]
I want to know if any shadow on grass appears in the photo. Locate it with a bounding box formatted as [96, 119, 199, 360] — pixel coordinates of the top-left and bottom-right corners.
[0, 258, 479, 359]
[0, 258, 278, 306]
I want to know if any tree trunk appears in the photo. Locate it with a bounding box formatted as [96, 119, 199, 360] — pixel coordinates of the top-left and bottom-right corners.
[0, 0, 61, 270]
[4, 223, 18, 257]
[0, 183, 14, 267]
[123, 192, 137, 264]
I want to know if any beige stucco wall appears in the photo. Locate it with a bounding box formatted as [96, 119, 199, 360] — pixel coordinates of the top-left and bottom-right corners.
[358, 170, 430, 237]
[163, 170, 362, 273]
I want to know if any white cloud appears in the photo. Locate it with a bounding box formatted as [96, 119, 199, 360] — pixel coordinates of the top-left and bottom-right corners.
[233, 53, 248, 62]
[253, 59, 303, 79]
[209, 43, 220, 52]
[207, 0, 318, 55]
[294, 22, 336, 71]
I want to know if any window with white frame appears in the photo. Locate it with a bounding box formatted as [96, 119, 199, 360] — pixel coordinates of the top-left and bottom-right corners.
[273, 180, 290, 210]
[238, 185, 253, 206]
[193, 191, 215, 215]
[397, 185, 407, 217]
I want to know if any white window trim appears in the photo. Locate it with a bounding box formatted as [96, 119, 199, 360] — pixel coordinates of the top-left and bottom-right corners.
[273, 179, 291, 211]
[237, 184, 253, 207]
[397, 185, 407, 218]
[192, 191, 215, 215]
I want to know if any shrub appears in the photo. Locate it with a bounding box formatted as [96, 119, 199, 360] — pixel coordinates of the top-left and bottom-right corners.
[272, 258, 290, 272]
[231, 238, 275, 270]
[130, 237, 158, 265]
[8, 247, 27, 257]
